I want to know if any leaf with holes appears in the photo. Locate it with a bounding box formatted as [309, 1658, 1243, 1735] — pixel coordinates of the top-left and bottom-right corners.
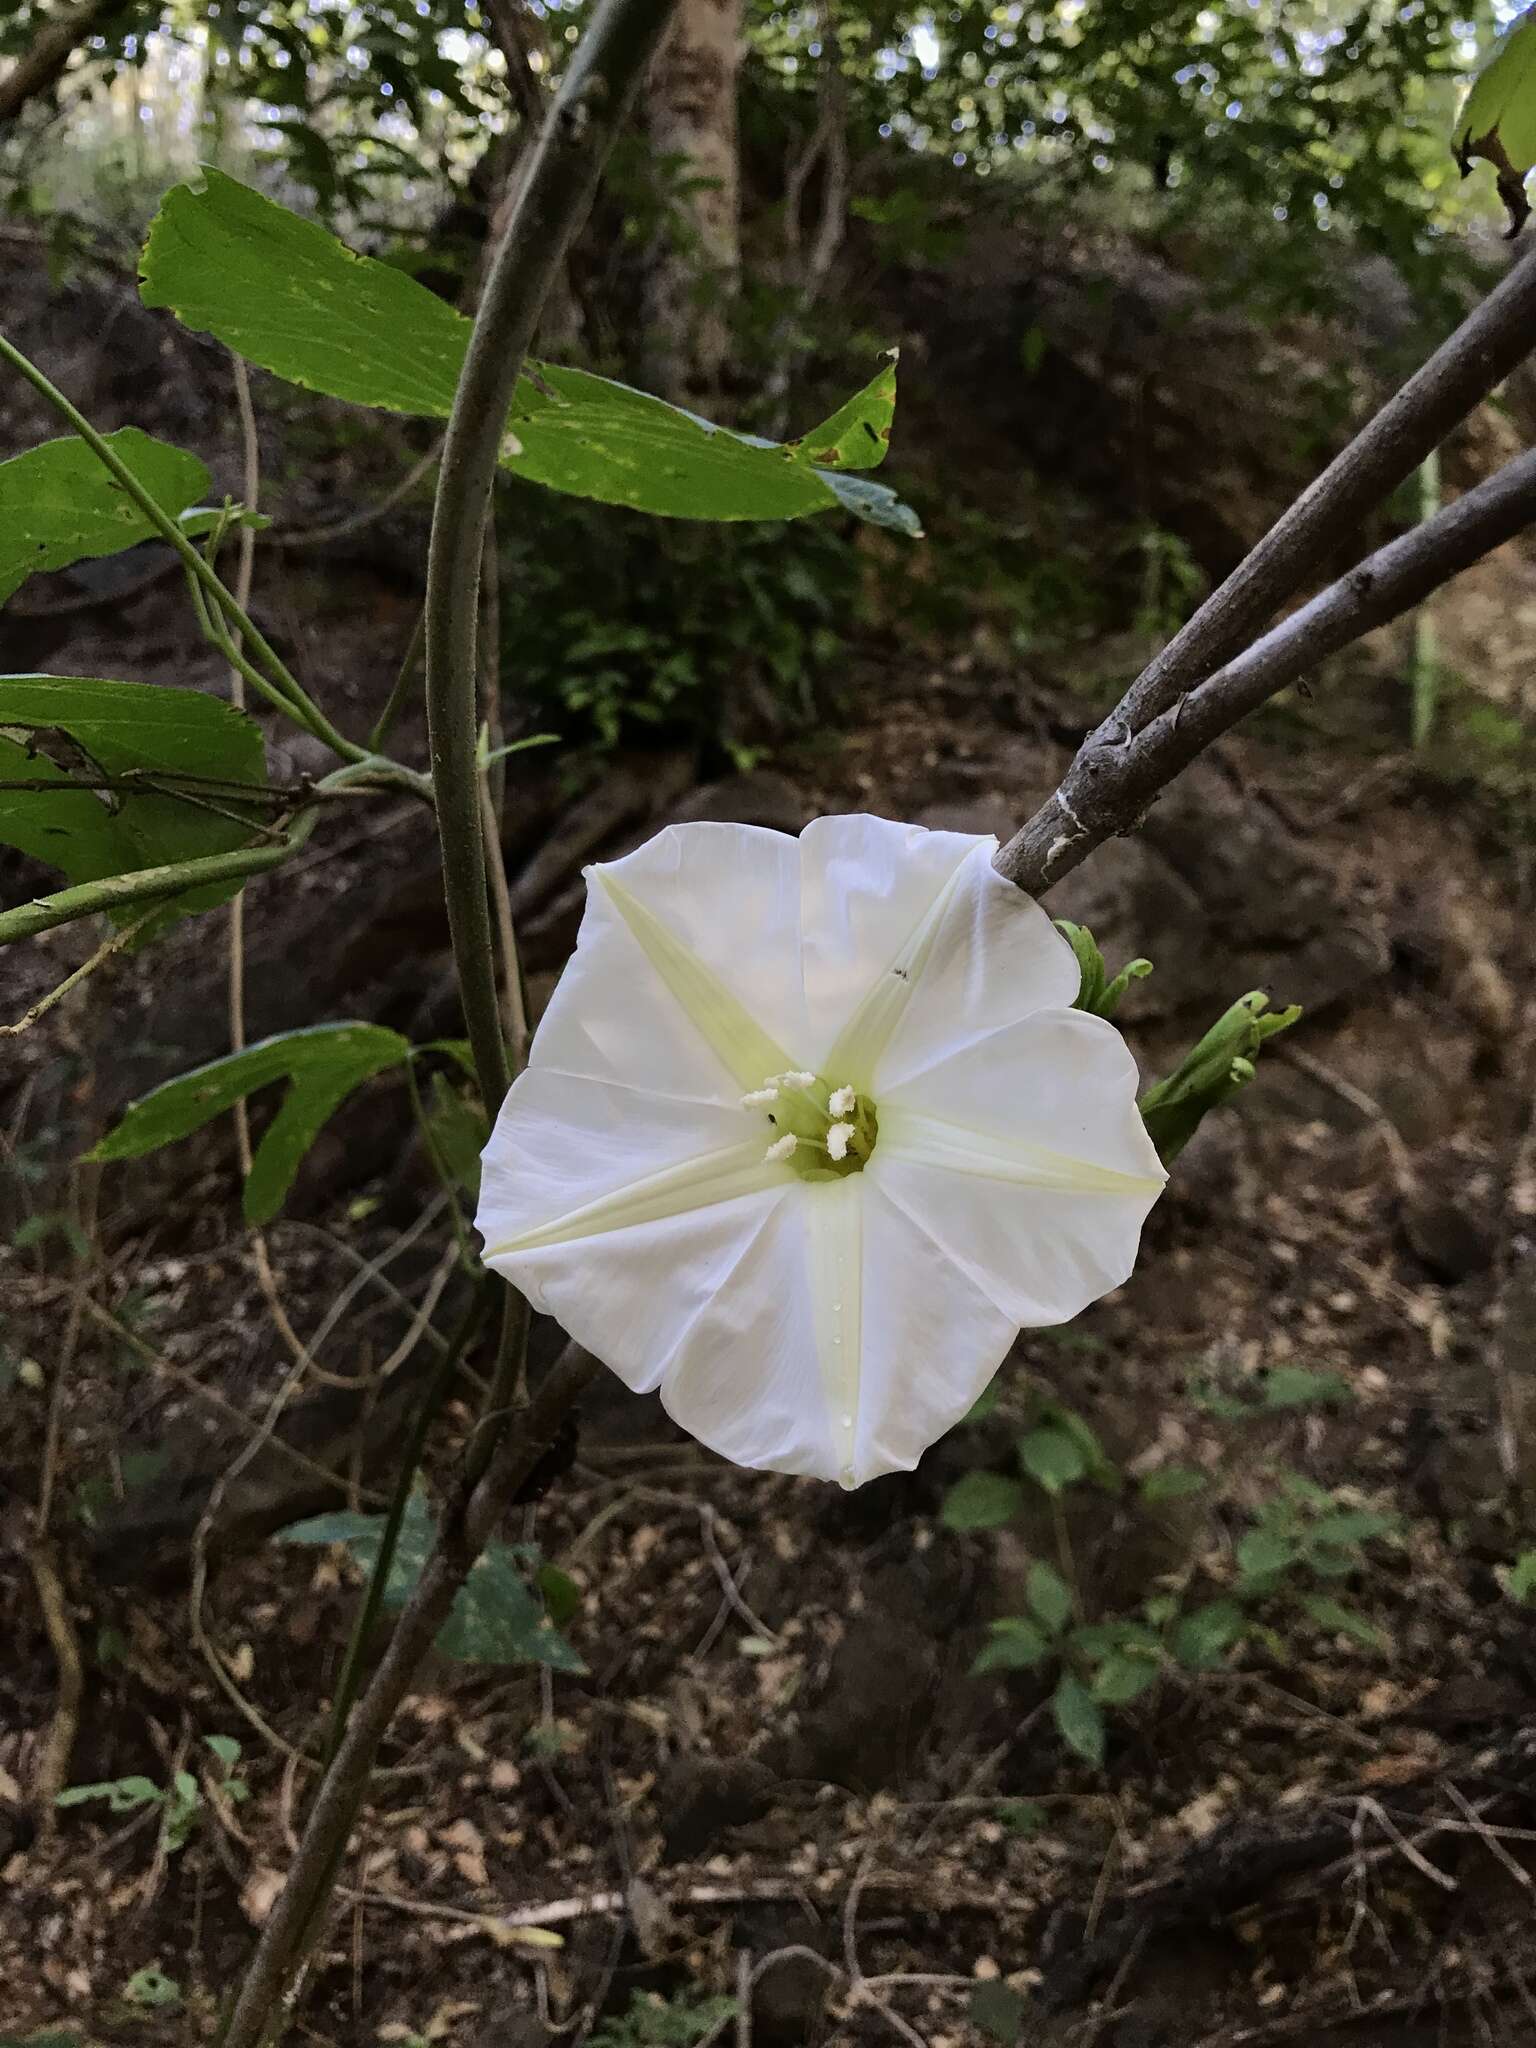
[0, 673, 268, 931]
[785, 350, 897, 470]
[91, 1023, 410, 1223]
[280, 1495, 585, 1672]
[140, 171, 920, 534]
[0, 429, 234, 608]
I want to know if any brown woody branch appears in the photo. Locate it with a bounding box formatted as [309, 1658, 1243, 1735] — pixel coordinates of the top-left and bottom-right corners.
[997, 242, 1536, 893]
[1000, 446, 1536, 892]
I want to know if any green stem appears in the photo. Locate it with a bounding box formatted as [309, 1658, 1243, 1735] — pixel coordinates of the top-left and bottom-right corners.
[368, 604, 428, 753]
[0, 811, 318, 947]
[0, 329, 356, 764]
[321, 1282, 491, 1770]
[423, 0, 675, 1113]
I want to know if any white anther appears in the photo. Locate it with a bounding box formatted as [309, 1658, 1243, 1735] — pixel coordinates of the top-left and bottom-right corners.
[826, 1122, 854, 1161]
[764, 1134, 798, 1163]
[828, 1085, 856, 1117]
[778, 1070, 817, 1090]
[740, 1086, 780, 1108]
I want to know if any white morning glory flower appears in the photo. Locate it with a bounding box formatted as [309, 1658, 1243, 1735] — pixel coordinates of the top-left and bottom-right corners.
[476, 815, 1166, 1488]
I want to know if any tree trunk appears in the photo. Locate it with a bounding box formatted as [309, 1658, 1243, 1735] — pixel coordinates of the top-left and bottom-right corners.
[642, 0, 742, 407]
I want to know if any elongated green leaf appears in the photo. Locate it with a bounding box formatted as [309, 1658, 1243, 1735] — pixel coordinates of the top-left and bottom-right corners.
[1052, 1673, 1105, 1766]
[0, 673, 268, 930]
[0, 429, 218, 608]
[280, 1496, 585, 1672]
[91, 1022, 410, 1222]
[1026, 1560, 1074, 1635]
[141, 170, 469, 412]
[139, 171, 920, 535]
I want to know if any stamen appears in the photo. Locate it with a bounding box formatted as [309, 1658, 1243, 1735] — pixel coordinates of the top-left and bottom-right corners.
[778, 1070, 817, 1089]
[764, 1133, 799, 1163]
[740, 1085, 780, 1108]
[826, 1122, 855, 1161]
[828, 1085, 856, 1117]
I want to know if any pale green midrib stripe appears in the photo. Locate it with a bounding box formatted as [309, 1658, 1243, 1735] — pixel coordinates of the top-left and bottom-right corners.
[597, 868, 796, 1094]
[877, 1107, 1164, 1196]
[821, 851, 973, 1091]
[485, 1139, 786, 1255]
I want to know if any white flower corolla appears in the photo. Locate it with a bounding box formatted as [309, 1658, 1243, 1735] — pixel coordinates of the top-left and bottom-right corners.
[476, 815, 1167, 1489]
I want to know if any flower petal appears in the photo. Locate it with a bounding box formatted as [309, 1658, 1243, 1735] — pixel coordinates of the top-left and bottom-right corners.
[871, 1008, 1166, 1328]
[799, 823, 1080, 1091]
[798, 814, 981, 1072]
[589, 822, 809, 1088]
[658, 1176, 1016, 1489]
[848, 1179, 1019, 1485]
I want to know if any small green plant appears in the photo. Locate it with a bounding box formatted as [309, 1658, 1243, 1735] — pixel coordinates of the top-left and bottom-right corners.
[56, 1735, 250, 1853]
[1226, 1474, 1398, 1650]
[587, 1990, 738, 2047]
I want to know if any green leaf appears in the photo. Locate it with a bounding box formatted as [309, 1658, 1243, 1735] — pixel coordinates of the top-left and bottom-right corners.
[1261, 1367, 1352, 1412]
[1090, 1650, 1160, 1705]
[968, 1981, 1028, 2045]
[56, 1775, 161, 1814]
[972, 1616, 1053, 1673]
[0, 672, 268, 932]
[140, 169, 469, 413]
[1453, 9, 1536, 234]
[1171, 1599, 1247, 1671]
[1026, 1560, 1074, 1635]
[1237, 1528, 1300, 1579]
[507, 365, 920, 531]
[1052, 1672, 1106, 1766]
[91, 1022, 410, 1223]
[1503, 1550, 1536, 1603]
[536, 1563, 582, 1630]
[1018, 1425, 1088, 1496]
[0, 429, 225, 606]
[1140, 1465, 1207, 1504]
[122, 1967, 181, 2009]
[1297, 1593, 1388, 1650]
[139, 171, 920, 536]
[422, 1068, 487, 1197]
[940, 1470, 1025, 1531]
[441, 1544, 586, 1673]
[1308, 1509, 1396, 1549]
[280, 1496, 585, 1672]
[788, 352, 897, 470]
[205, 1734, 242, 1769]
[996, 1798, 1046, 1836]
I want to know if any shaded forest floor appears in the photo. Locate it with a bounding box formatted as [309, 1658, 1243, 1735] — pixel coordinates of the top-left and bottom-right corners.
[4, 228, 1536, 2047]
